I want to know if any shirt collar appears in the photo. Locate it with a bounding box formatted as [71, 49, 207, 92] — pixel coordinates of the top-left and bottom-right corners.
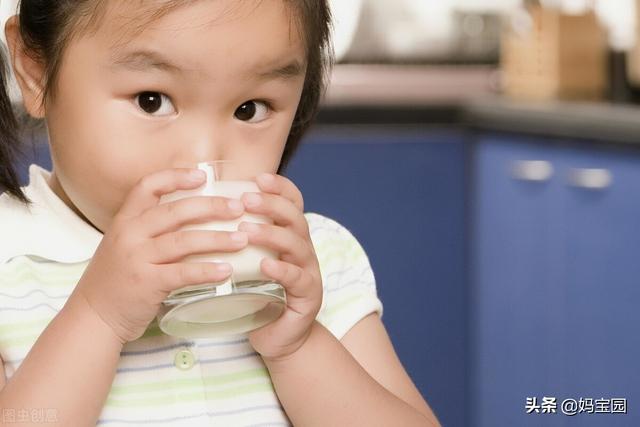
[0, 164, 103, 264]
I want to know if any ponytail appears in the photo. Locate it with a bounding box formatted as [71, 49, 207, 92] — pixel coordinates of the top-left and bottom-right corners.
[0, 41, 29, 204]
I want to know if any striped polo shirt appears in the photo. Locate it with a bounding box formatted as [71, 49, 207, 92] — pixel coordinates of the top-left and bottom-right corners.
[0, 164, 383, 426]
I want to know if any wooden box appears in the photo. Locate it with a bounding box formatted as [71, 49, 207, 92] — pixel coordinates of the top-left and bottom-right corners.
[501, 6, 607, 101]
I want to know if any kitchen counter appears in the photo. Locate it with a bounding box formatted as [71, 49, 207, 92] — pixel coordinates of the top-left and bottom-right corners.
[319, 64, 640, 147]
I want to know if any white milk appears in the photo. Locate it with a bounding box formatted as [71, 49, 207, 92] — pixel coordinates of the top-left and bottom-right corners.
[159, 180, 278, 298]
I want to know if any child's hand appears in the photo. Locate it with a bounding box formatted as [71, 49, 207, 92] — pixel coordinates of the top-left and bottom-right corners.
[238, 173, 323, 362]
[71, 168, 249, 344]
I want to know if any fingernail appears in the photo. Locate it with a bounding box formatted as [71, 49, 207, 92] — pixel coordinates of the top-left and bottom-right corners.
[243, 193, 262, 207]
[228, 199, 244, 212]
[230, 231, 248, 243]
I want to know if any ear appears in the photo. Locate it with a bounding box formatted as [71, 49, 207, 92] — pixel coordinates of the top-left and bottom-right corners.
[4, 15, 46, 118]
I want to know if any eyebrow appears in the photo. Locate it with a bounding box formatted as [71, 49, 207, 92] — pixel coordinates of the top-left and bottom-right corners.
[109, 49, 305, 81]
[110, 49, 185, 74]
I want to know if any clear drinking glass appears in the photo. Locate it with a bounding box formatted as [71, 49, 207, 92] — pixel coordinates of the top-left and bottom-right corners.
[156, 160, 286, 338]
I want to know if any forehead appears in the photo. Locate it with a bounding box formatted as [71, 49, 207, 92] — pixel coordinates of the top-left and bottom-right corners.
[90, 0, 306, 76]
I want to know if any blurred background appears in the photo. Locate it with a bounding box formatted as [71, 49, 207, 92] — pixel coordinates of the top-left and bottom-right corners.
[3, 0, 640, 426]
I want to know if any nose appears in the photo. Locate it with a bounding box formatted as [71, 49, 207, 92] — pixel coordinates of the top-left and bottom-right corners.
[190, 137, 225, 164]
[174, 116, 228, 167]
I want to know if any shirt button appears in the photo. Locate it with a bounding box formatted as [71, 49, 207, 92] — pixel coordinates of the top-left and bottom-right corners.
[174, 348, 196, 371]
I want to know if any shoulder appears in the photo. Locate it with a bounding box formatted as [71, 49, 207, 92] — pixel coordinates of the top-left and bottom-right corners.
[0, 166, 47, 264]
[0, 191, 37, 265]
[0, 189, 33, 215]
[303, 212, 372, 275]
[304, 212, 368, 255]
[304, 212, 383, 340]
[0, 164, 102, 266]
[303, 211, 343, 235]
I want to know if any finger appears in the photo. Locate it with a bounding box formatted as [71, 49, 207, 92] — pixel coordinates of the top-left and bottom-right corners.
[261, 258, 319, 301]
[136, 195, 245, 238]
[256, 173, 304, 212]
[240, 192, 309, 237]
[237, 222, 311, 265]
[118, 168, 207, 219]
[146, 230, 248, 264]
[154, 261, 233, 293]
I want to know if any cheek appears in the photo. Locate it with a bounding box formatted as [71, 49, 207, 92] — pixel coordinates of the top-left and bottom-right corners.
[275, 103, 301, 157]
[240, 116, 295, 172]
[45, 64, 175, 222]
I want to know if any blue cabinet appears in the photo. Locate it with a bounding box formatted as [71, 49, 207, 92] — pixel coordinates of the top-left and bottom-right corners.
[560, 146, 640, 426]
[470, 137, 565, 427]
[470, 135, 640, 427]
[285, 126, 468, 427]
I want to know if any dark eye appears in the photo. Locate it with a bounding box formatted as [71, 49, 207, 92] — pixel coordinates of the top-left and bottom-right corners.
[135, 91, 176, 116]
[234, 100, 270, 123]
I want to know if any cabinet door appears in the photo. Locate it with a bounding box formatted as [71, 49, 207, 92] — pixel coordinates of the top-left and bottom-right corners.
[285, 126, 467, 427]
[472, 136, 640, 427]
[471, 136, 567, 427]
[557, 145, 640, 426]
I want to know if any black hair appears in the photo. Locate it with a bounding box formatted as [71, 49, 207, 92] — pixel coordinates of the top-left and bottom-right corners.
[0, 39, 28, 203]
[0, 0, 333, 205]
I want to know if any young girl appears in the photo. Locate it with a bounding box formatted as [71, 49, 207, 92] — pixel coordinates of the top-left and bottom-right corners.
[0, 1, 440, 426]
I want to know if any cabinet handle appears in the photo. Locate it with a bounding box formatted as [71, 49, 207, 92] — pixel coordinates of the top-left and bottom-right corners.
[568, 168, 613, 190]
[510, 160, 554, 182]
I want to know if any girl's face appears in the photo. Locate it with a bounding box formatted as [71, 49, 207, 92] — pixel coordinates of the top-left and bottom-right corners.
[42, 0, 307, 232]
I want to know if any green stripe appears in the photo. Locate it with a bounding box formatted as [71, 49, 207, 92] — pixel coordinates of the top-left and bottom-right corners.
[0, 264, 85, 287]
[2, 320, 163, 347]
[2, 255, 89, 271]
[315, 241, 365, 268]
[3, 291, 374, 350]
[105, 381, 274, 408]
[1, 293, 375, 348]
[2, 333, 38, 347]
[0, 316, 53, 335]
[109, 367, 269, 396]
[324, 292, 369, 319]
[2, 263, 87, 276]
[322, 294, 382, 335]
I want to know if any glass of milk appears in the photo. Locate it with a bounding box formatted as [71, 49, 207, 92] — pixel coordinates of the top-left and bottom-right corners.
[155, 160, 286, 338]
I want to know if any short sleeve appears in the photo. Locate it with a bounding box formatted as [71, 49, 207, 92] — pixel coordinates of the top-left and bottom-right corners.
[305, 213, 383, 340]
